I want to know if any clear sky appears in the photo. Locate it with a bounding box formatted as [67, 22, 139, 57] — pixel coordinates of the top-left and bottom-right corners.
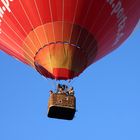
[0, 23, 140, 140]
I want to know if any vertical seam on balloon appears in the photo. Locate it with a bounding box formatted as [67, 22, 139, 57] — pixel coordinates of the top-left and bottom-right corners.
[48, 0, 56, 76]
[1, 18, 35, 56]
[62, 0, 64, 41]
[49, 0, 56, 43]
[62, 0, 67, 64]
[0, 46, 30, 66]
[2, 31, 34, 62]
[33, 0, 49, 44]
[73, 0, 94, 70]
[68, 0, 79, 72]
[86, 15, 112, 58]
[86, 16, 114, 62]
[0, 38, 33, 65]
[0, 31, 33, 65]
[8, 11, 38, 51]
[48, 45, 54, 78]
[75, 0, 94, 46]
[68, 0, 79, 44]
[94, 1, 139, 62]
[19, 0, 43, 49]
[80, 3, 107, 65]
[81, 3, 106, 49]
[86, 41, 97, 61]
[87, 3, 115, 50]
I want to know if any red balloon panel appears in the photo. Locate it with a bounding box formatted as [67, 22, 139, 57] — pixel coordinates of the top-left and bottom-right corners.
[0, 0, 139, 79]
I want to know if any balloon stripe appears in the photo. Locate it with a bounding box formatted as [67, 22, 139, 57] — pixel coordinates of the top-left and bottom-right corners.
[49, 0, 56, 43]
[62, 0, 64, 41]
[9, 12, 38, 52]
[81, 3, 107, 49]
[48, 0, 56, 74]
[75, 0, 94, 45]
[2, 18, 35, 56]
[19, 0, 42, 48]
[33, 0, 49, 44]
[0, 38, 34, 66]
[68, 0, 79, 43]
[2, 30, 34, 62]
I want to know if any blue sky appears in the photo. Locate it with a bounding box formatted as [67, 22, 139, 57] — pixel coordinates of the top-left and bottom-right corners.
[0, 23, 140, 140]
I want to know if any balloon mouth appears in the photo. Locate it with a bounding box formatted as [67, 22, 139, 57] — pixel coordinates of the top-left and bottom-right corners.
[35, 62, 77, 80]
[22, 21, 98, 79]
[34, 42, 87, 80]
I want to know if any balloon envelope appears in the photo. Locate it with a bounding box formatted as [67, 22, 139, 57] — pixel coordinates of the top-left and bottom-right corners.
[0, 0, 139, 79]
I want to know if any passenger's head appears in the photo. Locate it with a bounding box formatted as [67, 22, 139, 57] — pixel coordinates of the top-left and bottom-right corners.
[70, 87, 73, 90]
[62, 85, 66, 90]
[59, 87, 63, 91]
[57, 84, 62, 88]
[49, 90, 53, 94]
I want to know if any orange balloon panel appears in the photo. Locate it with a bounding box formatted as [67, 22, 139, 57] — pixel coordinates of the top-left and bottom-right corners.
[0, 0, 139, 79]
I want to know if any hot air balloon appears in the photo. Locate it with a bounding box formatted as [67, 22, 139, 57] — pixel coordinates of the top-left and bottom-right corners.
[0, 0, 139, 120]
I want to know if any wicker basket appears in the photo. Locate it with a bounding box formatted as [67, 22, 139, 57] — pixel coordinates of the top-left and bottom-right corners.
[48, 93, 76, 120]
